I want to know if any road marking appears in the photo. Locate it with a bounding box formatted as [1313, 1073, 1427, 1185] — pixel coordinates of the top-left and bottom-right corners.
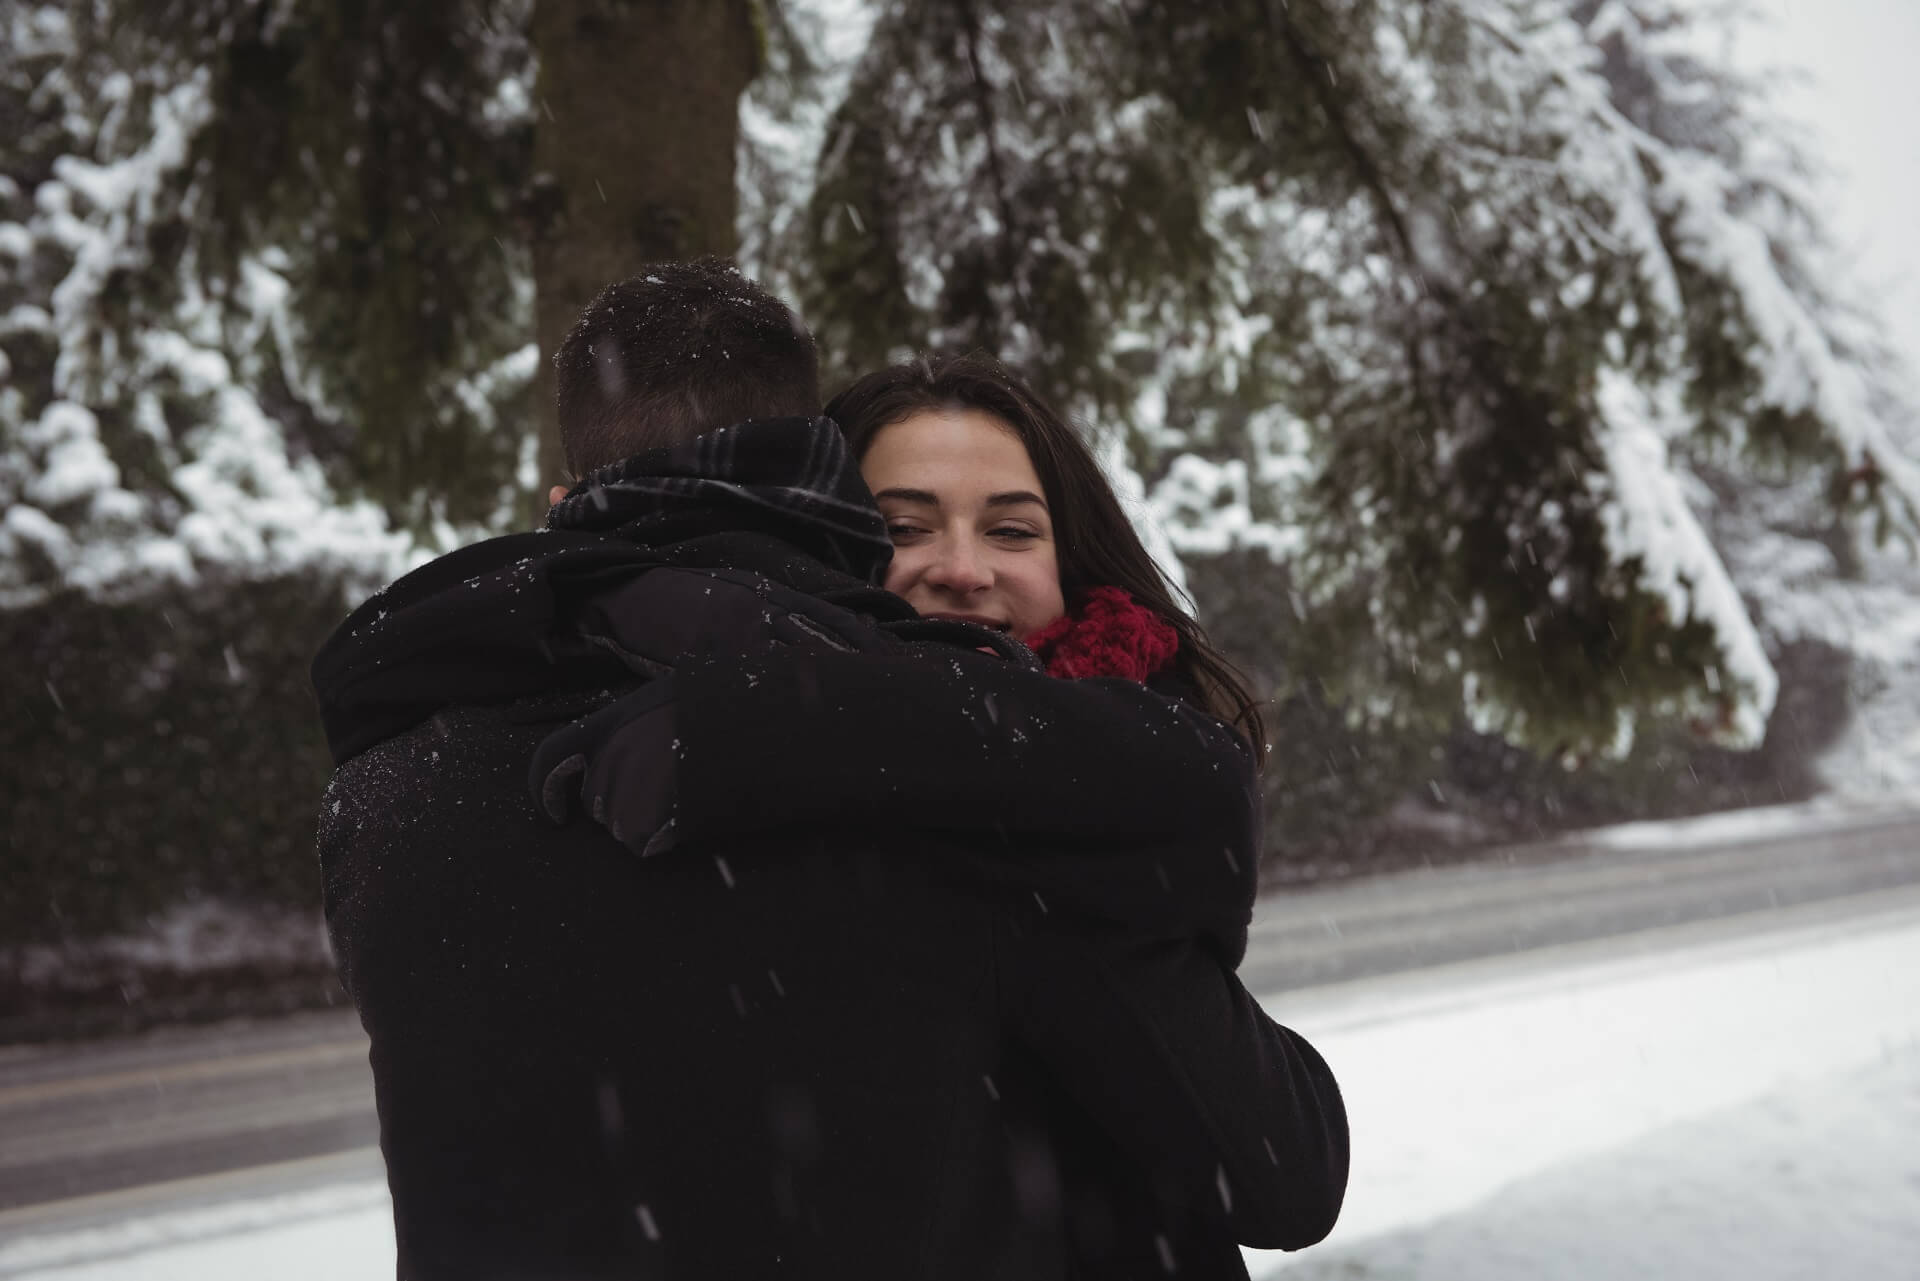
[0, 1039, 369, 1109]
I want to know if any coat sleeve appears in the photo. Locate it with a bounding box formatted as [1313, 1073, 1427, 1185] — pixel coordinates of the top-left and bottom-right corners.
[1006, 922, 1349, 1250]
[669, 647, 1255, 852]
[662, 648, 1262, 958]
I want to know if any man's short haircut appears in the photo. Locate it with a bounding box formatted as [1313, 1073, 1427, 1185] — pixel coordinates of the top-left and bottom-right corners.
[553, 258, 821, 477]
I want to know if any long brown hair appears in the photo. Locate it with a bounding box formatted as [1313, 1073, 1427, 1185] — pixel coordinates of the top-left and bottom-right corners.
[826, 352, 1267, 751]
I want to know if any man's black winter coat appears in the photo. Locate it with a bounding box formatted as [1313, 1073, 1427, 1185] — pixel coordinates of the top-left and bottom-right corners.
[313, 418, 1346, 1280]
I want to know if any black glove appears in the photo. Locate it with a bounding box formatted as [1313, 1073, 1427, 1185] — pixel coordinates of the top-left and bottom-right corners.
[533, 570, 900, 853]
[528, 679, 679, 855]
[572, 567, 901, 674]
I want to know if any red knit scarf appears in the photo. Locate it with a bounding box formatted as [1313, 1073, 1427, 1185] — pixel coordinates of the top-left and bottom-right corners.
[1023, 586, 1180, 682]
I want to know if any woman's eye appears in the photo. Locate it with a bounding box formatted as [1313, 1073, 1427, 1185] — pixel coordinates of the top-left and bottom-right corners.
[989, 526, 1041, 542]
[885, 523, 927, 540]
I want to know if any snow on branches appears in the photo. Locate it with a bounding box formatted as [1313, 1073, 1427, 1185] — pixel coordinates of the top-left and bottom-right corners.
[4, 0, 1914, 761]
[790, 0, 1918, 754]
[0, 28, 413, 607]
[0, 4, 537, 608]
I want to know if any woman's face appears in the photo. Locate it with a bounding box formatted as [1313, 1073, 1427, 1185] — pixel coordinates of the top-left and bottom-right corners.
[860, 408, 1067, 640]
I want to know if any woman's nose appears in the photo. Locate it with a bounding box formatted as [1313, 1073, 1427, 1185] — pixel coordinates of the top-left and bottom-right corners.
[923, 541, 992, 594]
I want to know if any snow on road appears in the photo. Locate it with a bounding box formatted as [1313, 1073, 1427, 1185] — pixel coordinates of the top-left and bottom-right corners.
[0, 1184, 392, 1281]
[1247, 890, 1920, 1277]
[1274, 1045, 1920, 1280]
[1566, 797, 1916, 853]
[5, 894, 1917, 1279]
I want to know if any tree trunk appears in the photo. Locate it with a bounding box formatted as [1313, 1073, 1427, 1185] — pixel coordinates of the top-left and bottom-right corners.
[528, 0, 757, 502]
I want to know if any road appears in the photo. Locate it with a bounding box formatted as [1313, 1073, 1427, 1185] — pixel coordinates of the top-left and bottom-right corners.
[0, 1009, 381, 1239]
[1238, 804, 1920, 993]
[3, 804, 1916, 1240]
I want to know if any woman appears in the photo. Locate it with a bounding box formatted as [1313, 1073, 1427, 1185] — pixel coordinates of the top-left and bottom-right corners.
[826, 352, 1266, 747]
[812, 355, 1336, 1272]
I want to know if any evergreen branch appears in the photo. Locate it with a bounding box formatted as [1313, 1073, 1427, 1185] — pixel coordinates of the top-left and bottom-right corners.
[956, 0, 1031, 320]
[1263, 1, 1421, 275]
[1261, 1, 1445, 442]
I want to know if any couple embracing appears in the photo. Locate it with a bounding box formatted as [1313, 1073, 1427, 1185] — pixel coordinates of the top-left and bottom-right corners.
[312, 259, 1347, 1280]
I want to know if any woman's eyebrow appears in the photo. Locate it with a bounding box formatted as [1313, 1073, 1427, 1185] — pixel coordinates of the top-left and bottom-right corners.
[873, 486, 939, 504]
[985, 490, 1047, 510]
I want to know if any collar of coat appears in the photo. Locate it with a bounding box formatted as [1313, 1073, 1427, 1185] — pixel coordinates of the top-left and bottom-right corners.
[547, 416, 895, 582]
[312, 417, 907, 766]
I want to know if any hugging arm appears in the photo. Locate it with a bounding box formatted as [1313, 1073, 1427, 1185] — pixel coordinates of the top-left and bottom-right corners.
[666, 646, 1255, 852]
[530, 570, 1263, 953]
[663, 648, 1261, 953]
[1007, 924, 1349, 1250]
[542, 567, 1254, 856]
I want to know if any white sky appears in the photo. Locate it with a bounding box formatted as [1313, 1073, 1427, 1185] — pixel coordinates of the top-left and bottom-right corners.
[1727, 0, 1920, 375]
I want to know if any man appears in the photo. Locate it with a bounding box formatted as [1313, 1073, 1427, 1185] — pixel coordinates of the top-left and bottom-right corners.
[313, 259, 1344, 1279]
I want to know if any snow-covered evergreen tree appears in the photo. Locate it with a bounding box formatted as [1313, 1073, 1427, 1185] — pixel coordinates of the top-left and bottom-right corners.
[5, 0, 1915, 763]
[1, 0, 801, 613]
[1, 9, 362, 605]
[779, 0, 1919, 758]
[0, 4, 553, 610]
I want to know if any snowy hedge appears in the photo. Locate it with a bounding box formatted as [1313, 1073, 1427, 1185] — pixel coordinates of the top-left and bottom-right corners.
[0, 577, 346, 947]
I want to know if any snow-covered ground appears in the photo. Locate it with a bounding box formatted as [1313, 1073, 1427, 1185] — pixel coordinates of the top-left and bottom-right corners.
[0, 1183, 393, 1281]
[6, 888, 1916, 1279]
[1246, 887, 1920, 1277]
[1565, 795, 1917, 852]
[1274, 1045, 1920, 1280]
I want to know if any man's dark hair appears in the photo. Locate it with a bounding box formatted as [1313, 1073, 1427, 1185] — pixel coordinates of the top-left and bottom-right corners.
[553, 258, 820, 477]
